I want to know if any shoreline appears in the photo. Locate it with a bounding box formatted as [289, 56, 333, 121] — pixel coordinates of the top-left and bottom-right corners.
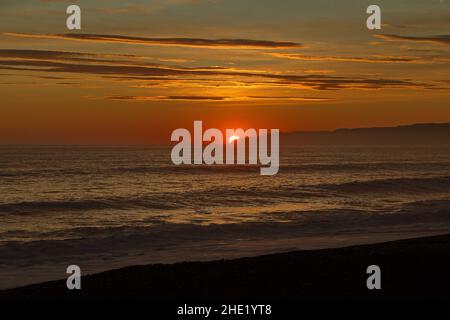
[2, 233, 450, 300]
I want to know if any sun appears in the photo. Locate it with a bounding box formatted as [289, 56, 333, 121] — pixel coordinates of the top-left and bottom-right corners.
[228, 135, 240, 143]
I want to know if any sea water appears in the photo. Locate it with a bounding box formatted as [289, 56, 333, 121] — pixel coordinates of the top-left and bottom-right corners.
[1, 145, 450, 288]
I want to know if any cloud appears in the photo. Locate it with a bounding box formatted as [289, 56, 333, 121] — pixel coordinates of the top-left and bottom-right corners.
[0, 49, 230, 71]
[374, 34, 450, 45]
[0, 49, 141, 64]
[105, 95, 330, 102]
[243, 96, 329, 101]
[0, 49, 133, 59]
[0, 49, 428, 91]
[268, 53, 429, 64]
[3, 32, 303, 49]
[304, 70, 336, 75]
[106, 95, 228, 101]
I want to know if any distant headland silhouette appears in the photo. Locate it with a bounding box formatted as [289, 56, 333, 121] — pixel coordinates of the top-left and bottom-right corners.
[281, 123, 450, 146]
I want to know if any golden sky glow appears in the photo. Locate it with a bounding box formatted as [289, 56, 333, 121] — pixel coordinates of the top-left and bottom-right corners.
[0, 0, 449, 144]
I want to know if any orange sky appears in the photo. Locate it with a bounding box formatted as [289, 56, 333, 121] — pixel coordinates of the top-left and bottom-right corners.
[0, 0, 449, 144]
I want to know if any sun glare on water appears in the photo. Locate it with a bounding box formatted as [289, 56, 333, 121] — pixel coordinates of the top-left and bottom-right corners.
[228, 135, 240, 143]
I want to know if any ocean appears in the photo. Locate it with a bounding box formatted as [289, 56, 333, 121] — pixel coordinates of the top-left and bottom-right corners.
[1, 145, 450, 289]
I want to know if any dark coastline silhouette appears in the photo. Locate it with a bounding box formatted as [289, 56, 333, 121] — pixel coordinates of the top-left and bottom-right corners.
[282, 123, 450, 146]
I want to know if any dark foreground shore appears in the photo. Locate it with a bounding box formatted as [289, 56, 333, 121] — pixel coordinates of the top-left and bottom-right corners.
[2, 234, 450, 300]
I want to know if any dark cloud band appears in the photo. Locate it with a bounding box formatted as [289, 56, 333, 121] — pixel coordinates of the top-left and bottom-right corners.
[3, 32, 303, 49]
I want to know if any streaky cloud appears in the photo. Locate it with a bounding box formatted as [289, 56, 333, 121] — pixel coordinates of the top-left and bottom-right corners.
[267, 52, 446, 64]
[106, 95, 228, 101]
[3, 32, 303, 49]
[105, 95, 330, 102]
[374, 34, 450, 45]
[0, 49, 430, 91]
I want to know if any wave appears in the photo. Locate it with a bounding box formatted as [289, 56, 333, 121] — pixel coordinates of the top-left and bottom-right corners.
[1, 176, 449, 215]
[320, 176, 450, 194]
[0, 196, 179, 214]
[1, 199, 450, 266]
[1, 161, 449, 177]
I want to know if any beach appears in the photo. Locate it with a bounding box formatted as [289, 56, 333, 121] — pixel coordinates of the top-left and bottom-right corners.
[2, 233, 450, 300]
